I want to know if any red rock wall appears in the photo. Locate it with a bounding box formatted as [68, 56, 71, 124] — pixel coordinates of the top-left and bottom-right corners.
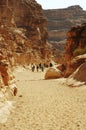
[66, 24, 86, 63]
[65, 24, 86, 77]
[0, 0, 52, 65]
[0, 0, 52, 87]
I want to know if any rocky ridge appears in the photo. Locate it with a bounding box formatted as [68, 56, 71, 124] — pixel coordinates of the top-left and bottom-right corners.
[43, 5, 86, 62]
[43, 5, 86, 43]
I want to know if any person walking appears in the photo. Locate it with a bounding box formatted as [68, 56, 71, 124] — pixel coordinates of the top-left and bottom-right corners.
[31, 63, 35, 72]
[36, 65, 39, 72]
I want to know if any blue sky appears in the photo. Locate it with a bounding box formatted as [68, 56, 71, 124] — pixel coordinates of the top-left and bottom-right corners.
[36, 0, 86, 10]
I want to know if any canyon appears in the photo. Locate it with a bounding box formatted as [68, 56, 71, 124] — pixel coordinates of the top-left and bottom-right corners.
[0, 1, 86, 129]
[0, 0, 53, 91]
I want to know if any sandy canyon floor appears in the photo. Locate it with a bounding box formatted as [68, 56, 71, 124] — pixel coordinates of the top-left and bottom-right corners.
[0, 67, 86, 130]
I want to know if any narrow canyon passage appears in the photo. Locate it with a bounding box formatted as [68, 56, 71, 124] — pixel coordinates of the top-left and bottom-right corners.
[0, 67, 86, 130]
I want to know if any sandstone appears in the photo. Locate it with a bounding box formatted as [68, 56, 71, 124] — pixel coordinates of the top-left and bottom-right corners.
[9, 83, 17, 96]
[57, 64, 66, 73]
[64, 23, 86, 77]
[0, 60, 9, 86]
[0, 0, 52, 66]
[0, 72, 4, 88]
[0, 0, 53, 103]
[68, 62, 86, 84]
[64, 54, 86, 77]
[43, 6, 86, 63]
[73, 62, 86, 82]
[45, 68, 63, 80]
[66, 24, 86, 63]
[44, 6, 86, 43]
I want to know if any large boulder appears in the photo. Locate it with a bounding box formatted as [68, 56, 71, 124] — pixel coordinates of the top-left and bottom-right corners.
[72, 62, 86, 82]
[45, 68, 63, 80]
[64, 54, 86, 77]
[66, 62, 86, 87]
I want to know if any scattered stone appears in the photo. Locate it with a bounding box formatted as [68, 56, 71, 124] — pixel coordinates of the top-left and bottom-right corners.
[19, 95, 23, 97]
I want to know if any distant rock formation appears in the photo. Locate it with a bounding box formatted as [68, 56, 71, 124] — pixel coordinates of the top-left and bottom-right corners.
[44, 5, 86, 42]
[43, 5, 86, 62]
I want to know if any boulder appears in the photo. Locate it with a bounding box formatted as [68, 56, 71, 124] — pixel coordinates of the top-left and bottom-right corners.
[0, 60, 9, 86]
[64, 54, 86, 77]
[9, 84, 17, 96]
[45, 68, 63, 80]
[66, 62, 86, 87]
[72, 62, 86, 82]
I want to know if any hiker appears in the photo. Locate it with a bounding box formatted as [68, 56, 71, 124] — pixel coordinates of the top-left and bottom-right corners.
[39, 63, 42, 69]
[50, 62, 53, 67]
[41, 63, 44, 72]
[31, 63, 35, 72]
[36, 65, 39, 72]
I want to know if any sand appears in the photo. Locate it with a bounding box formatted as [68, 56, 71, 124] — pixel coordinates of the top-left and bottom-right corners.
[0, 66, 86, 130]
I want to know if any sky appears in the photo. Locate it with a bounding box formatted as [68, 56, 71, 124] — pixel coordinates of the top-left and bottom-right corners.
[36, 0, 86, 10]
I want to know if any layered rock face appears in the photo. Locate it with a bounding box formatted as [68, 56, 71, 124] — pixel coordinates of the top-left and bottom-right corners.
[44, 5, 86, 43]
[0, 0, 52, 95]
[65, 24, 86, 77]
[0, 0, 52, 66]
[43, 9, 58, 42]
[66, 23, 86, 64]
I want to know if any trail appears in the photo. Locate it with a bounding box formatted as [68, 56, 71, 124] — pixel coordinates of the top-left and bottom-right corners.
[0, 67, 86, 130]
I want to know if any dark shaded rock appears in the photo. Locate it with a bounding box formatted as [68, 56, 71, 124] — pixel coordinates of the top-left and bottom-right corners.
[65, 23, 86, 64]
[64, 54, 86, 77]
[57, 64, 66, 71]
[71, 62, 86, 82]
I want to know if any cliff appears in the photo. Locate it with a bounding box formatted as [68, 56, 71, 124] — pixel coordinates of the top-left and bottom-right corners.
[0, 0, 52, 92]
[65, 24, 86, 77]
[66, 23, 86, 64]
[43, 5, 86, 42]
[43, 5, 86, 62]
[0, 0, 52, 66]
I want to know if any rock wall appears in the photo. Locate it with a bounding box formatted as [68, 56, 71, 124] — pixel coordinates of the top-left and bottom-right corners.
[43, 5, 86, 43]
[65, 23, 86, 64]
[0, 0, 52, 97]
[65, 24, 86, 77]
[0, 0, 52, 66]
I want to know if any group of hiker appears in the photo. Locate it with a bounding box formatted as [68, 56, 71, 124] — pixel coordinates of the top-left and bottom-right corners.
[31, 62, 53, 72]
